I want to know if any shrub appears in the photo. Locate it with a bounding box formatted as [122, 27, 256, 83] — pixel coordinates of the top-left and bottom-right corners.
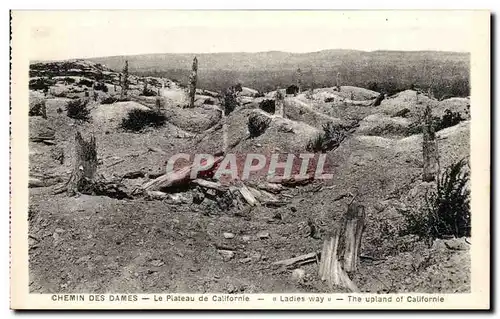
[29, 99, 47, 118]
[307, 122, 347, 153]
[78, 79, 94, 87]
[248, 113, 271, 138]
[222, 85, 241, 115]
[367, 81, 379, 92]
[406, 109, 464, 136]
[259, 99, 275, 114]
[393, 108, 411, 118]
[94, 82, 108, 92]
[141, 85, 157, 97]
[63, 77, 76, 84]
[29, 78, 55, 91]
[67, 98, 90, 121]
[286, 85, 299, 95]
[435, 109, 463, 131]
[101, 96, 118, 105]
[400, 159, 470, 245]
[121, 109, 166, 132]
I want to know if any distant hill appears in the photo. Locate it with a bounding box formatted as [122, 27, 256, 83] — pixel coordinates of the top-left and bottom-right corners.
[82, 50, 468, 98]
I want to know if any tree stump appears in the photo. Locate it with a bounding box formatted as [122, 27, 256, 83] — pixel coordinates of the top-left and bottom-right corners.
[67, 132, 97, 196]
[318, 202, 365, 292]
[188, 56, 198, 108]
[275, 89, 285, 117]
[343, 203, 366, 272]
[422, 103, 439, 182]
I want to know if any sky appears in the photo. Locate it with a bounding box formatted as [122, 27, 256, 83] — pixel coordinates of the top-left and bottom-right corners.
[15, 10, 480, 61]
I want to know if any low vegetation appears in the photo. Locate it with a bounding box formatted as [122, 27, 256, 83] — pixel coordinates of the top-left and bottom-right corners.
[400, 159, 471, 245]
[94, 82, 108, 92]
[307, 122, 347, 153]
[121, 109, 166, 132]
[248, 113, 271, 138]
[66, 98, 91, 121]
[407, 109, 465, 135]
[29, 78, 56, 92]
[29, 99, 47, 118]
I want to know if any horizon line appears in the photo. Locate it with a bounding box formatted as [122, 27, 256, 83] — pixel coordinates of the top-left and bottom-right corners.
[31, 48, 470, 63]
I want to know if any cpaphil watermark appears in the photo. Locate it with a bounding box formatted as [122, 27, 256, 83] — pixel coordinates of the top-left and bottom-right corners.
[165, 152, 334, 183]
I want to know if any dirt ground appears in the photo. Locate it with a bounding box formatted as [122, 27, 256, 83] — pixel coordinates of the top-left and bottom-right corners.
[28, 60, 471, 294]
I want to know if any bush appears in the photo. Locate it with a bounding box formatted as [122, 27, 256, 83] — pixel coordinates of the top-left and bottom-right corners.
[63, 77, 76, 84]
[121, 109, 166, 132]
[307, 122, 347, 153]
[94, 82, 108, 92]
[141, 86, 157, 97]
[67, 98, 90, 121]
[286, 85, 299, 95]
[259, 99, 275, 114]
[222, 85, 241, 115]
[248, 113, 271, 138]
[400, 159, 470, 244]
[29, 78, 55, 92]
[406, 108, 464, 136]
[101, 96, 118, 104]
[435, 109, 463, 131]
[78, 79, 94, 87]
[29, 99, 47, 118]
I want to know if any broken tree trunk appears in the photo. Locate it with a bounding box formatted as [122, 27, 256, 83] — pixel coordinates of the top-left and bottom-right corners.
[371, 93, 385, 107]
[141, 155, 223, 191]
[343, 203, 366, 272]
[318, 202, 365, 292]
[422, 103, 439, 182]
[192, 179, 228, 192]
[188, 56, 198, 108]
[238, 184, 258, 206]
[66, 132, 98, 196]
[273, 252, 318, 267]
[275, 89, 285, 117]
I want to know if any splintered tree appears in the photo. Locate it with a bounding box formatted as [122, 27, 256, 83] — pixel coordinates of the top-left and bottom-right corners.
[297, 67, 302, 94]
[188, 56, 198, 108]
[318, 201, 365, 292]
[422, 103, 439, 182]
[336, 72, 342, 91]
[120, 60, 129, 99]
[67, 132, 97, 196]
[275, 89, 285, 117]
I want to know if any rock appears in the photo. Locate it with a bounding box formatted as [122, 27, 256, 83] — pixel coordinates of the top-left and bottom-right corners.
[373, 201, 388, 213]
[151, 259, 164, 267]
[257, 231, 270, 239]
[54, 228, 65, 233]
[242, 235, 252, 242]
[239, 257, 252, 264]
[291, 269, 306, 282]
[223, 232, 235, 239]
[218, 250, 235, 261]
[250, 252, 262, 261]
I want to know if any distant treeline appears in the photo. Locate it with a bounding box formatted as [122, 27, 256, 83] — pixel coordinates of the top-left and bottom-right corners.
[135, 65, 469, 99]
[90, 50, 470, 99]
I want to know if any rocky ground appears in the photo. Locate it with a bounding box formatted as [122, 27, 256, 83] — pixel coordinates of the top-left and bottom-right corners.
[28, 60, 471, 294]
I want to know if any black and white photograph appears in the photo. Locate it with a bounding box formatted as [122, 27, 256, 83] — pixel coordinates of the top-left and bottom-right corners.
[10, 10, 490, 309]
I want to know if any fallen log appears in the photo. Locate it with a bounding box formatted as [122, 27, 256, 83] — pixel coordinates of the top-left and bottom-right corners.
[273, 252, 318, 267]
[30, 136, 55, 143]
[238, 184, 258, 206]
[28, 178, 45, 188]
[254, 182, 285, 194]
[142, 156, 223, 191]
[192, 179, 228, 192]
